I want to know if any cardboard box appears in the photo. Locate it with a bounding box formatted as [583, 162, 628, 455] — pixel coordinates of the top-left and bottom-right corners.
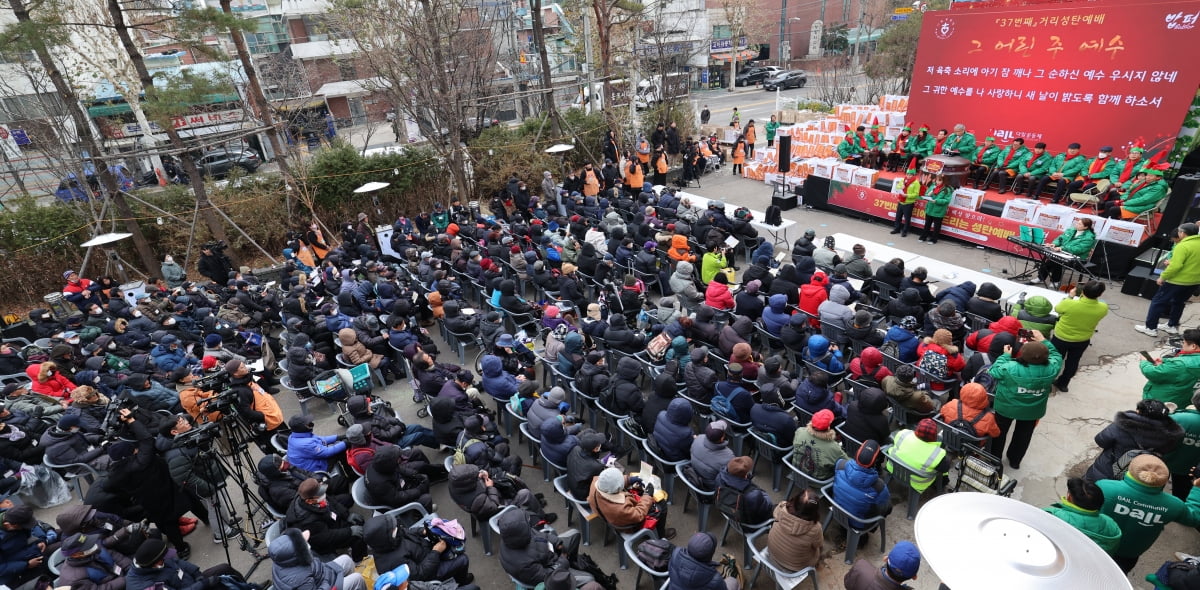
[951, 187, 985, 211]
[851, 167, 878, 187]
[1099, 219, 1146, 246]
[832, 163, 855, 183]
[887, 112, 907, 127]
[1033, 204, 1075, 229]
[1069, 212, 1108, 237]
[813, 159, 838, 178]
[1001, 198, 1040, 223]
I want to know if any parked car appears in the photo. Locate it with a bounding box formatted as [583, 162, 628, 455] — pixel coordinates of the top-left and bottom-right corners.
[195, 148, 260, 178]
[735, 66, 781, 87]
[763, 70, 808, 91]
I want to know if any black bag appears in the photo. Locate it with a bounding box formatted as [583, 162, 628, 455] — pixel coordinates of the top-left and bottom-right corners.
[635, 538, 675, 571]
[716, 480, 746, 520]
[572, 552, 618, 590]
[764, 205, 783, 226]
[948, 400, 988, 436]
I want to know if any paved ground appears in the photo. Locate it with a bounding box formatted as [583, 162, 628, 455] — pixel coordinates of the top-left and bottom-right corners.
[27, 167, 1199, 590]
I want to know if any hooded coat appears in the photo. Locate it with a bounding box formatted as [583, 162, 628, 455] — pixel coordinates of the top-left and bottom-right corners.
[363, 514, 440, 577]
[934, 281, 976, 313]
[849, 347, 892, 386]
[718, 316, 754, 358]
[610, 356, 646, 416]
[1012, 295, 1059, 333]
[750, 401, 798, 444]
[781, 314, 810, 353]
[769, 265, 802, 306]
[642, 371, 676, 433]
[841, 387, 891, 446]
[885, 288, 926, 323]
[966, 316, 1023, 354]
[337, 328, 382, 368]
[817, 285, 855, 331]
[798, 274, 829, 327]
[539, 419, 579, 467]
[652, 398, 695, 461]
[666, 534, 726, 590]
[1085, 410, 1184, 482]
[939, 383, 1002, 439]
[832, 457, 891, 529]
[802, 334, 844, 373]
[704, 280, 734, 310]
[269, 529, 344, 590]
[767, 502, 823, 572]
[683, 349, 718, 403]
[691, 307, 721, 346]
[605, 315, 644, 353]
[762, 294, 792, 336]
[364, 445, 431, 509]
[967, 283, 1005, 321]
[669, 261, 703, 305]
[794, 376, 845, 420]
[882, 325, 920, 363]
[497, 506, 567, 586]
[566, 430, 608, 500]
[715, 466, 774, 524]
[480, 355, 519, 401]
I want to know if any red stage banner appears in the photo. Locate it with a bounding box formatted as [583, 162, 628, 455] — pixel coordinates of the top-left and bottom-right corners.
[826, 181, 1062, 255]
[906, 0, 1200, 156]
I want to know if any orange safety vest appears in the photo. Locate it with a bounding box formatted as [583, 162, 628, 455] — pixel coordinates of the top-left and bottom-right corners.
[583, 170, 600, 196]
[309, 229, 329, 259]
[656, 155, 668, 174]
[626, 162, 644, 187]
[637, 141, 651, 163]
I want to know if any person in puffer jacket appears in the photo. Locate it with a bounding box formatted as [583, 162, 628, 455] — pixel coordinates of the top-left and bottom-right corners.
[497, 508, 582, 588]
[934, 280, 976, 314]
[801, 334, 845, 374]
[798, 272, 828, 328]
[480, 354, 519, 402]
[1085, 399, 1184, 483]
[364, 445, 433, 511]
[717, 316, 754, 358]
[882, 316, 921, 363]
[363, 512, 476, 587]
[286, 341, 320, 390]
[704, 274, 735, 310]
[284, 478, 367, 560]
[683, 347, 717, 403]
[841, 387, 891, 446]
[539, 419, 579, 467]
[609, 356, 645, 416]
[286, 415, 346, 473]
[556, 332, 585, 378]
[666, 532, 733, 590]
[669, 260, 703, 308]
[939, 382, 1002, 439]
[817, 284, 855, 333]
[652, 398, 695, 461]
[605, 315, 645, 353]
[968, 282, 1005, 321]
[781, 313, 809, 353]
[443, 300, 479, 336]
[268, 527, 365, 590]
[526, 386, 570, 435]
[457, 414, 522, 476]
[770, 264, 802, 306]
[750, 383, 797, 444]
[965, 315, 1023, 354]
[794, 371, 845, 420]
[848, 346, 892, 386]
[575, 351, 610, 399]
[716, 456, 773, 525]
[831, 440, 891, 529]
[150, 334, 196, 373]
[691, 306, 721, 346]
[762, 294, 791, 336]
[886, 287, 926, 322]
[1011, 294, 1059, 334]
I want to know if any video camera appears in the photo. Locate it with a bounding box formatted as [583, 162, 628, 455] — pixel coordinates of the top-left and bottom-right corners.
[172, 421, 221, 448]
[202, 240, 228, 253]
[101, 396, 139, 438]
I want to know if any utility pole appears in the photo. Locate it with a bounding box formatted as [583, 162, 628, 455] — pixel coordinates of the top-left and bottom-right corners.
[779, 0, 788, 66]
[582, 8, 595, 115]
[852, 0, 865, 68]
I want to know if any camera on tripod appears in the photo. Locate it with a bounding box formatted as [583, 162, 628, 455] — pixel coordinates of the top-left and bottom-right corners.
[195, 370, 232, 395]
[102, 396, 139, 438]
[172, 421, 221, 448]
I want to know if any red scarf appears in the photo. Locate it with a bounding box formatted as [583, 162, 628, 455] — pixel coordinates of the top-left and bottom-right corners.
[1126, 179, 1155, 198]
[1087, 157, 1107, 176]
[934, 138, 947, 154]
[974, 146, 989, 165]
[869, 132, 881, 146]
[1026, 152, 1040, 169]
[1118, 159, 1141, 184]
[1002, 147, 1018, 167]
[895, 133, 910, 155]
[857, 133, 868, 149]
[1057, 153, 1082, 172]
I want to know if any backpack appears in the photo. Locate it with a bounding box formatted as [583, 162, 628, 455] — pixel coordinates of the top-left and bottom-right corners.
[879, 338, 900, 359]
[645, 331, 672, 362]
[971, 362, 997, 394]
[453, 437, 482, 465]
[635, 538, 675, 571]
[710, 390, 737, 421]
[764, 204, 783, 226]
[716, 480, 747, 520]
[947, 400, 988, 437]
[918, 348, 949, 379]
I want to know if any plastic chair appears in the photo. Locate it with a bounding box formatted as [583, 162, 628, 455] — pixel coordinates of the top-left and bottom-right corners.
[264, 520, 285, 546]
[624, 527, 670, 589]
[933, 417, 989, 455]
[675, 460, 715, 532]
[746, 528, 819, 589]
[782, 450, 834, 498]
[381, 502, 431, 528]
[351, 477, 391, 514]
[641, 439, 685, 504]
[271, 432, 289, 454]
[552, 474, 592, 546]
[820, 483, 887, 564]
[47, 548, 64, 576]
[617, 416, 648, 464]
[518, 421, 542, 478]
[748, 427, 791, 491]
[718, 513, 773, 570]
[42, 456, 99, 501]
[882, 445, 945, 520]
[834, 424, 866, 456]
[540, 448, 568, 482]
[281, 375, 333, 418]
[887, 396, 936, 430]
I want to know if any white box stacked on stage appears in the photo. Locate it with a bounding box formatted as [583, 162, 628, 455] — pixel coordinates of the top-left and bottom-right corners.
[1032, 204, 1076, 230]
[1001, 198, 1041, 223]
[951, 188, 985, 211]
[1099, 219, 1146, 246]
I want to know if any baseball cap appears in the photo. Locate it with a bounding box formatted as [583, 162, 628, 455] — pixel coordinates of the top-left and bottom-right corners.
[810, 409, 834, 431]
[886, 540, 921, 578]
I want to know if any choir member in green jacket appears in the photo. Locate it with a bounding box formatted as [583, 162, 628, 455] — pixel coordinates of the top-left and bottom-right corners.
[1034, 143, 1089, 201]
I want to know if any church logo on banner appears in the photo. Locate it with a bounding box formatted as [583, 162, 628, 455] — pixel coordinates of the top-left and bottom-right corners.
[934, 18, 956, 39]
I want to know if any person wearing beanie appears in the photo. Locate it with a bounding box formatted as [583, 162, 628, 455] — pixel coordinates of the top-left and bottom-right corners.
[881, 363, 937, 415]
[666, 531, 737, 590]
[57, 531, 132, 590]
[2, 382, 64, 418]
[967, 281, 1005, 321]
[526, 385, 571, 436]
[750, 382, 797, 443]
[495, 504, 586, 588]
[589, 466, 676, 539]
[915, 328, 964, 394]
[127, 536, 244, 590]
[1085, 399, 1184, 483]
[566, 428, 613, 500]
[844, 540, 922, 589]
[201, 332, 245, 366]
[1011, 293, 1059, 334]
[457, 413, 523, 477]
[716, 455, 773, 525]
[704, 271, 735, 311]
[39, 412, 108, 470]
[734, 279, 765, 320]
[286, 414, 347, 473]
[938, 382, 1001, 440]
[712, 363, 754, 423]
[988, 328, 1062, 469]
[790, 408, 848, 481]
[793, 370, 845, 422]
[365, 514, 477, 590]
[1042, 477, 1122, 554]
[268, 528, 367, 590]
[285, 477, 367, 560]
[832, 439, 891, 531]
[886, 418, 949, 494]
[1098, 453, 1200, 573]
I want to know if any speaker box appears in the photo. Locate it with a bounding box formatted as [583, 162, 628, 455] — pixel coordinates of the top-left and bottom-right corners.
[1091, 240, 1142, 279]
[772, 195, 798, 210]
[874, 178, 894, 192]
[804, 175, 831, 210]
[1121, 265, 1159, 299]
[979, 199, 1005, 217]
[1159, 173, 1200, 237]
[777, 136, 792, 172]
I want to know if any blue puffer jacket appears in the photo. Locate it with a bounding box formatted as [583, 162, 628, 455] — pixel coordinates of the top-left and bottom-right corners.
[750, 402, 797, 444]
[666, 541, 725, 590]
[652, 399, 694, 462]
[324, 312, 354, 334]
[883, 325, 920, 363]
[802, 334, 844, 373]
[762, 294, 791, 336]
[286, 432, 346, 473]
[539, 420, 578, 467]
[481, 354, 519, 401]
[832, 457, 891, 529]
[149, 340, 192, 372]
[934, 280, 976, 312]
[794, 377, 845, 420]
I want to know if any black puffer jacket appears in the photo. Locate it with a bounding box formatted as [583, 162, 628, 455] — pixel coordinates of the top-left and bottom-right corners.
[364, 445, 431, 509]
[691, 307, 721, 346]
[348, 395, 405, 443]
[565, 430, 608, 500]
[363, 514, 441, 577]
[429, 396, 466, 447]
[873, 261, 904, 289]
[840, 387, 891, 446]
[683, 348, 717, 403]
[284, 494, 356, 556]
[498, 508, 567, 587]
[286, 346, 318, 389]
[610, 356, 645, 416]
[255, 455, 301, 514]
[576, 356, 611, 398]
[1085, 410, 1184, 481]
[886, 288, 926, 320]
[447, 463, 504, 520]
[605, 315, 644, 353]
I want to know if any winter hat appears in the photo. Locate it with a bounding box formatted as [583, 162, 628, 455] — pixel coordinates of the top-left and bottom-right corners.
[727, 456, 753, 479]
[544, 305, 560, 318]
[345, 424, 367, 445]
[895, 363, 917, 384]
[886, 540, 922, 579]
[1128, 454, 1170, 487]
[585, 351, 605, 364]
[937, 301, 957, 317]
[596, 467, 625, 495]
[288, 415, 314, 433]
[134, 538, 169, 567]
[224, 359, 244, 374]
[1136, 398, 1170, 419]
[644, 241, 657, 250]
[977, 282, 1002, 300]
[4, 504, 34, 527]
[298, 478, 326, 500]
[855, 440, 881, 467]
[463, 415, 485, 435]
[579, 429, 607, 452]
[854, 309, 873, 327]
[546, 386, 567, 404]
[517, 380, 539, 397]
[811, 409, 834, 431]
[686, 532, 718, 562]
[705, 420, 728, 443]
[201, 356, 219, 371]
[108, 440, 136, 462]
[932, 328, 953, 348]
[58, 414, 81, 429]
[823, 236, 836, 249]
[914, 418, 939, 442]
[544, 569, 574, 590]
[744, 280, 761, 295]
[763, 356, 782, 376]
[900, 316, 919, 331]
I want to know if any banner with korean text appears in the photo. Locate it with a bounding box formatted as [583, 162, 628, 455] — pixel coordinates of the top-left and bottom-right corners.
[906, 0, 1200, 156]
[825, 181, 1062, 255]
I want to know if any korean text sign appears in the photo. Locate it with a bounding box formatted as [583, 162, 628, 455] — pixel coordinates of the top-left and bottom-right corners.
[906, 0, 1200, 155]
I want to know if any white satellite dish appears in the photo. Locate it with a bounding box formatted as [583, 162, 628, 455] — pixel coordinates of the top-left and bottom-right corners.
[353, 182, 390, 193]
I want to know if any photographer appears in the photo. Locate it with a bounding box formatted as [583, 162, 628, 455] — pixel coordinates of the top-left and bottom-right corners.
[197, 243, 234, 286]
[225, 359, 284, 451]
[56, 504, 158, 557]
[364, 512, 476, 588]
[101, 409, 192, 558]
[155, 414, 234, 543]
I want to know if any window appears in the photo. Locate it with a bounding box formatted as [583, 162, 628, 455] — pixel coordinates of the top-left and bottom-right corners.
[337, 60, 357, 81]
[712, 25, 731, 39]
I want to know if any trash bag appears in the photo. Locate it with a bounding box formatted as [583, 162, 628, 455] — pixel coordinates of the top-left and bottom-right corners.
[18, 464, 72, 508]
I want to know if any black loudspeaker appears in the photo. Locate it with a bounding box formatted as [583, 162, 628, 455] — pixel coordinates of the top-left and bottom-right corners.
[874, 178, 894, 192]
[1159, 173, 1200, 237]
[1091, 240, 1141, 279]
[772, 195, 798, 210]
[979, 200, 1005, 217]
[804, 175, 831, 210]
[778, 135, 792, 172]
[1121, 266, 1160, 299]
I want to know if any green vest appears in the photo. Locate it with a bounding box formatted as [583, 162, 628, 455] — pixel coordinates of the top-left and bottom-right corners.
[888, 430, 945, 492]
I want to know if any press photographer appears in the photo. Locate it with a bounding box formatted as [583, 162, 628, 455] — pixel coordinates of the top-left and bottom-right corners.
[155, 414, 235, 543]
[224, 359, 285, 451]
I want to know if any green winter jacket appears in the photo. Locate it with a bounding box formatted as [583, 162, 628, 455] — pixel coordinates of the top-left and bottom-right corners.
[923, 183, 954, 219]
[700, 251, 728, 284]
[791, 425, 848, 481]
[1052, 227, 1096, 257]
[1141, 352, 1200, 409]
[1080, 155, 1117, 181]
[989, 340, 1063, 420]
[1043, 500, 1122, 554]
[996, 145, 1030, 171]
[1164, 409, 1200, 475]
[765, 121, 780, 141]
[836, 138, 863, 159]
[945, 132, 977, 161]
[1052, 295, 1108, 343]
[1161, 234, 1200, 286]
[975, 144, 1002, 167]
[1011, 295, 1058, 333]
[1121, 179, 1169, 214]
[1097, 473, 1200, 558]
[1017, 151, 1054, 176]
[906, 134, 934, 157]
[1048, 153, 1089, 180]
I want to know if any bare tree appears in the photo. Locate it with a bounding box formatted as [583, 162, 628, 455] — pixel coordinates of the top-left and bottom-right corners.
[328, 0, 500, 200]
[590, 0, 644, 131]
